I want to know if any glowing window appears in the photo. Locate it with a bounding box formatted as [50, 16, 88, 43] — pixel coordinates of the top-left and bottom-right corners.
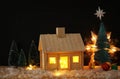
[60, 56, 68, 69]
[72, 56, 79, 63]
[49, 57, 56, 64]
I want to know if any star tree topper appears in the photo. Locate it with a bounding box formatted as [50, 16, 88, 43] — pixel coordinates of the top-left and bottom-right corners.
[94, 6, 106, 20]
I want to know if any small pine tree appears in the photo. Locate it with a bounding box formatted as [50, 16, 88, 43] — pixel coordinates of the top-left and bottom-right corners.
[28, 40, 40, 66]
[8, 40, 19, 66]
[18, 49, 27, 67]
[94, 22, 111, 64]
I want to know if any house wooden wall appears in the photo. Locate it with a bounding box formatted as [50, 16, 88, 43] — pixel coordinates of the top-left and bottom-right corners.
[40, 52, 84, 70]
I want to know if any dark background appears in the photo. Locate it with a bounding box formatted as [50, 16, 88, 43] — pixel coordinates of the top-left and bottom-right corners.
[2, 0, 120, 65]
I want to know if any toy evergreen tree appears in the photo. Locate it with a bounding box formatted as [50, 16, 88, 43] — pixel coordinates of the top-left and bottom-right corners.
[94, 22, 111, 64]
[8, 40, 19, 66]
[28, 40, 40, 66]
[18, 49, 27, 67]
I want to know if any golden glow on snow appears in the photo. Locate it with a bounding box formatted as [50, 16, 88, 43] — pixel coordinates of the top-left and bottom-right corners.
[26, 64, 36, 70]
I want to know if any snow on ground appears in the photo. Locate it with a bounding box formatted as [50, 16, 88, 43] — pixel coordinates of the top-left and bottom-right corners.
[0, 66, 120, 79]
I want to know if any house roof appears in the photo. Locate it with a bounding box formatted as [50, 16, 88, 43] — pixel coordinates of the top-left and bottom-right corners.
[38, 33, 85, 53]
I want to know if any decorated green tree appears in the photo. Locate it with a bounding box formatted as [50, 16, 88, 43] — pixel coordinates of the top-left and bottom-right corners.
[8, 40, 19, 66]
[94, 22, 111, 64]
[18, 49, 27, 67]
[28, 40, 40, 66]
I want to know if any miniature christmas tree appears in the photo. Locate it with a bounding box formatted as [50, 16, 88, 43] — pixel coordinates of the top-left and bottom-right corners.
[28, 40, 40, 66]
[8, 40, 19, 66]
[18, 49, 27, 67]
[94, 22, 111, 64]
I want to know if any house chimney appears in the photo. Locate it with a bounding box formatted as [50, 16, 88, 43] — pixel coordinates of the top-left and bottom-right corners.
[56, 27, 65, 38]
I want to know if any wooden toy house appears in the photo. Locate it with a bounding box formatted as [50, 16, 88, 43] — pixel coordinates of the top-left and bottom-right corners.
[38, 27, 85, 70]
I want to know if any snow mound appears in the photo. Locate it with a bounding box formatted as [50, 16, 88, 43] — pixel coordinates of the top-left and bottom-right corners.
[0, 66, 120, 79]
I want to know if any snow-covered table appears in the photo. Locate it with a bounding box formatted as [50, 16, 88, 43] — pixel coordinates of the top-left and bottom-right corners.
[0, 66, 120, 79]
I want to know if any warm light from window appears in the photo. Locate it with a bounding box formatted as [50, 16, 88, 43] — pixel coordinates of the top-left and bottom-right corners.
[49, 57, 56, 64]
[73, 56, 79, 63]
[60, 56, 68, 69]
[53, 70, 66, 77]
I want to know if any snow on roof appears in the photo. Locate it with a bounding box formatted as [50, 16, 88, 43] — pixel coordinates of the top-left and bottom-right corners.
[38, 33, 85, 52]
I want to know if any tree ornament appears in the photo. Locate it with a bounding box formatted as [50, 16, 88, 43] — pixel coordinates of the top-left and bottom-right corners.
[111, 63, 118, 70]
[94, 6, 105, 20]
[101, 62, 111, 71]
